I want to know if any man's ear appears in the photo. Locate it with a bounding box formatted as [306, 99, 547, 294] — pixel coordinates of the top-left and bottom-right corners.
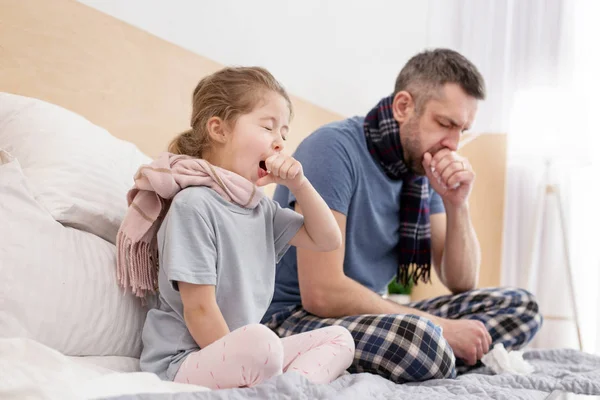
[392, 91, 415, 124]
[206, 117, 228, 144]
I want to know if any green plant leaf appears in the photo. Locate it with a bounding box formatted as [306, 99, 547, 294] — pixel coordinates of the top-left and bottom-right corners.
[387, 277, 413, 295]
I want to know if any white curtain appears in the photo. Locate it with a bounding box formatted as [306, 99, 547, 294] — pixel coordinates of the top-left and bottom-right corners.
[426, 0, 600, 353]
[567, 0, 600, 354]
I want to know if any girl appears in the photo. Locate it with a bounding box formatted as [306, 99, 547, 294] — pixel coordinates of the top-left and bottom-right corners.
[117, 66, 355, 389]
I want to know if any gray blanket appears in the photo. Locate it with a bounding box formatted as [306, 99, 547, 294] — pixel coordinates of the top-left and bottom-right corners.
[106, 349, 600, 400]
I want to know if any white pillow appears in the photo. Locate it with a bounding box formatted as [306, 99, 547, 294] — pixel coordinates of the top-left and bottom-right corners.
[0, 151, 146, 357]
[0, 92, 151, 244]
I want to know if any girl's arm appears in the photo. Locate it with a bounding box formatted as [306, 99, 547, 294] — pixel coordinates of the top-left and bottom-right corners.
[179, 282, 230, 348]
[287, 180, 341, 252]
[256, 153, 341, 252]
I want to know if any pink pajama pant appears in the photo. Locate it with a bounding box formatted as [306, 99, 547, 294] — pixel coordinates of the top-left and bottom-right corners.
[174, 324, 355, 389]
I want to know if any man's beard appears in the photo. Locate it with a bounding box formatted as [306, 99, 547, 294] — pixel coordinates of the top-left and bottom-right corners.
[401, 117, 426, 176]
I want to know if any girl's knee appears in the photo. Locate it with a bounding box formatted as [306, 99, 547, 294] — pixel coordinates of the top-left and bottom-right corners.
[239, 324, 283, 355]
[238, 324, 283, 378]
[240, 323, 279, 340]
[323, 325, 356, 367]
[330, 326, 355, 348]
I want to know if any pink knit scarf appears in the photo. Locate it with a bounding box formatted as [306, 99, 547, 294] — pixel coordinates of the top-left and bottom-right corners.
[116, 152, 264, 298]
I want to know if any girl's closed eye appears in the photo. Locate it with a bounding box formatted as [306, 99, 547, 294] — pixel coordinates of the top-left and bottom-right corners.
[262, 125, 286, 140]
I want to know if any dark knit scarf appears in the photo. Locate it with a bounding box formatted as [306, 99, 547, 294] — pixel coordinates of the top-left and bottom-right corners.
[363, 95, 431, 286]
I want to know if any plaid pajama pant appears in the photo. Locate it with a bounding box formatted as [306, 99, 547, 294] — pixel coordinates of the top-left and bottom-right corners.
[264, 287, 542, 384]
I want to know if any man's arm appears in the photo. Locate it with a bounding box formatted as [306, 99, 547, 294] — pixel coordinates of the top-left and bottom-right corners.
[297, 205, 491, 366]
[430, 209, 481, 294]
[424, 148, 482, 294]
[296, 204, 446, 323]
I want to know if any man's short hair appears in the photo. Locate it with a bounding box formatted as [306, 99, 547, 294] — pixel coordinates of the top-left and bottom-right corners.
[395, 48, 486, 112]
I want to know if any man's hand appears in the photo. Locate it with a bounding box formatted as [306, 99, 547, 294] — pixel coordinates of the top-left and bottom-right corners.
[422, 149, 474, 207]
[440, 318, 492, 365]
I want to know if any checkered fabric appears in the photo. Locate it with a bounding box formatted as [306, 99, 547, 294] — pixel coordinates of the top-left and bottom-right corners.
[264, 287, 542, 383]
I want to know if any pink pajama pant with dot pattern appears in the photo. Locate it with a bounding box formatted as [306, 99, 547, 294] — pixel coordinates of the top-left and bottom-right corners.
[174, 324, 355, 389]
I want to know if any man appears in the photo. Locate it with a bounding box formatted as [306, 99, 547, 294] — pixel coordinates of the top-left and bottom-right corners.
[262, 48, 542, 383]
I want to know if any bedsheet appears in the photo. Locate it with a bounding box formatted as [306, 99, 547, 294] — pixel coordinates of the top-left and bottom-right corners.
[105, 349, 600, 400]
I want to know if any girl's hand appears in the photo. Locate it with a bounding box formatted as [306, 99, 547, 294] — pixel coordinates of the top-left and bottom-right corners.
[256, 154, 307, 192]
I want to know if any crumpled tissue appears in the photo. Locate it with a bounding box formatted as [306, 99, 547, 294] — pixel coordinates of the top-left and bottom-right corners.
[481, 343, 535, 375]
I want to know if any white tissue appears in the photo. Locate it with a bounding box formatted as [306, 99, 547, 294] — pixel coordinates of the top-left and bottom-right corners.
[481, 343, 535, 375]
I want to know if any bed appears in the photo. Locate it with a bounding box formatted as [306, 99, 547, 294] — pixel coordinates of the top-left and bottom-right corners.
[1, 1, 599, 399]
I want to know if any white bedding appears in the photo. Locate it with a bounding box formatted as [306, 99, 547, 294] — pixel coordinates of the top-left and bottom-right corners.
[0, 150, 146, 358]
[66, 355, 141, 374]
[0, 338, 210, 400]
[7, 337, 598, 400]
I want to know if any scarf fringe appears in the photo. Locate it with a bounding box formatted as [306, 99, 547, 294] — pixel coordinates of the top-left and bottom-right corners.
[398, 263, 431, 287]
[116, 230, 158, 300]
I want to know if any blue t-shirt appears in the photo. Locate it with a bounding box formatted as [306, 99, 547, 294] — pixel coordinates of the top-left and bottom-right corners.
[263, 116, 445, 321]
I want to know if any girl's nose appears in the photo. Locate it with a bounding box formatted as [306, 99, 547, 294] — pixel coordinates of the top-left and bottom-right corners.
[272, 138, 284, 152]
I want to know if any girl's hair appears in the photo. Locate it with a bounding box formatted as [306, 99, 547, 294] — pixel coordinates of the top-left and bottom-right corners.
[168, 66, 293, 158]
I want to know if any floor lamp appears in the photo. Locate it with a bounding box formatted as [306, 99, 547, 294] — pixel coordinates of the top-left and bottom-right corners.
[526, 159, 583, 351]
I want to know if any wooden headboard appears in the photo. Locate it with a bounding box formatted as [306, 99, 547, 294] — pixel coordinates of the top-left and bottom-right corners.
[0, 0, 507, 297]
[0, 0, 341, 159]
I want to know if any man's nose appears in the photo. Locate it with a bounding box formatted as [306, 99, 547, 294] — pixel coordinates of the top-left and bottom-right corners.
[441, 129, 461, 152]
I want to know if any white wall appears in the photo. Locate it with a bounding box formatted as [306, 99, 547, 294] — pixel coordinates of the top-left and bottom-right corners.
[78, 0, 431, 117]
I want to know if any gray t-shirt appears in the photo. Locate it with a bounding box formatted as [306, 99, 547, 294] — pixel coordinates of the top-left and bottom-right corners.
[139, 186, 304, 380]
